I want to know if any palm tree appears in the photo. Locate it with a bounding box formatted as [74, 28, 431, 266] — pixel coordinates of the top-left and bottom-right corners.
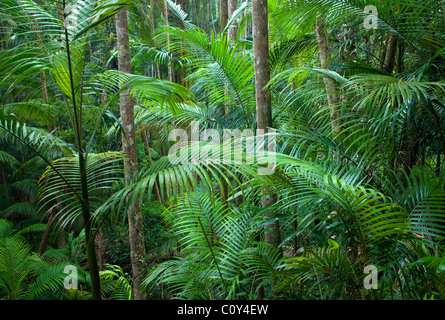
[115, 5, 147, 300]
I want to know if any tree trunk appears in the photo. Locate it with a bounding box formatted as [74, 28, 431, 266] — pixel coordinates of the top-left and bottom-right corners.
[164, 0, 173, 82]
[38, 211, 54, 254]
[253, 0, 272, 132]
[228, 0, 237, 42]
[141, 129, 162, 203]
[115, 7, 147, 300]
[382, 34, 398, 73]
[252, 0, 281, 251]
[61, 2, 102, 299]
[40, 71, 54, 133]
[219, 0, 228, 33]
[79, 152, 101, 300]
[209, 0, 217, 35]
[150, 0, 161, 79]
[0, 165, 6, 185]
[316, 19, 341, 136]
[252, 0, 282, 298]
[0, 19, 4, 51]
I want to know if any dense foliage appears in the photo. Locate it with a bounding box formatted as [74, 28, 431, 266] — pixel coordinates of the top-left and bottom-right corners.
[1, 0, 445, 300]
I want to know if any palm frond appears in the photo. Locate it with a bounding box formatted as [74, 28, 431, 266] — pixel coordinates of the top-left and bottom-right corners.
[383, 167, 445, 240]
[0, 150, 20, 168]
[38, 152, 124, 229]
[163, 26, 256, 120]
[0, 233, 31, 299]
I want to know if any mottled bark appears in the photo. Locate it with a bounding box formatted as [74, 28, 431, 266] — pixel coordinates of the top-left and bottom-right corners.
[228, 0, 237, 42]
[316, 19, 341, 136]
[252, 0, 281, 251]
[219, 0, 228, 32]
[141, 129, 162, 203]
[164, 0, 172, 82]
[396, 41, 405, 73]
[115, 7, 147, 300]
[56, 0, 63, 19]
[150, 0, 161, 78]
[252, 0, 272, 132]
[209, 0, 217, 35]
[382, 34, 398, 73]
[93, 228, 105, 270]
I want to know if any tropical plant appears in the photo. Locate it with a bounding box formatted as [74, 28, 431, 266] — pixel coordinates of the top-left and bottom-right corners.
[0, 219, 82, 299]
[1, 0, 444, 302]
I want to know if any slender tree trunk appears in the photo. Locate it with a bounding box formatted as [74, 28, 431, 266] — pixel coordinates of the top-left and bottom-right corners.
[316, 18, 341, 136]
[38, 211, 54, 254]
[243, 8, 248, 39]
[40, 73, 48, 103]
[379, 39, 387, 70]
[141, 129, 162, 203]
[203, 0, 209, 33]
[0, 19, 4, 51]
[0, 165, 6, 185]
[150, 0, 161, 78]
[95, 228, 106, 270]
[252, 0, 281, 252]
[79, 153, 102, 300]
[31, 4, 53, 133]
[40, 71, 54, 133]
[209, 0, 216, 35]
[219, 0, 228, 32]
[164, 0, 172, 82]
[228, 0, 237, 42]
[292, 220, 298, 256]
[38, 193, 64, 254]
[182, 0, 189, 13]
[253, 1, 272, 132]
[381, 34, 398, 73]
[115, 8, 147, 300]
[62, 0, 102, 299]
[252, 1, 282, 299]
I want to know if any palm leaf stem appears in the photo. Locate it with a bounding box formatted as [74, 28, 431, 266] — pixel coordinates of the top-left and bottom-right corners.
[62, 0, 101, 300]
